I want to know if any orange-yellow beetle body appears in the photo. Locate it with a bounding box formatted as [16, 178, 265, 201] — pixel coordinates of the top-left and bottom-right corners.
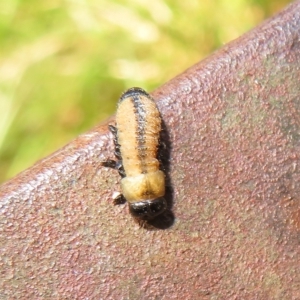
[107, 87, 167, 219]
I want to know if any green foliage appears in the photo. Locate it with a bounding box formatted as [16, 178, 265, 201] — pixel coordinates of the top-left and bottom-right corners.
[0, 0, 291, 182]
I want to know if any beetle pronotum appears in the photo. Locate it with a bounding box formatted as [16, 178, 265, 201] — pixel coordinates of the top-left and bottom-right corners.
[103, 87, 167, 220]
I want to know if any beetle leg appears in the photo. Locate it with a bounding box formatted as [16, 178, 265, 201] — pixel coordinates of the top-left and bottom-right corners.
[101, 159, 117, 169]
[109, 125, 122, 160]
[116, 161, 126, 178]
[112, 192, 126, 205]
[102, 125, 126, 177]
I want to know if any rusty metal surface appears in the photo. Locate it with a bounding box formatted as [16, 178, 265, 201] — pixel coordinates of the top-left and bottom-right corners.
[1, 1, 300, 299]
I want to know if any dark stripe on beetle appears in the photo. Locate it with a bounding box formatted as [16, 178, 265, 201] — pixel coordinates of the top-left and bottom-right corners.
[119, 87, 150, 103]
[131, 94, 148, 173]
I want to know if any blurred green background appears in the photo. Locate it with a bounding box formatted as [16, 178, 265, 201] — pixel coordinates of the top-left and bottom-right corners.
[0, 0, 291, 183]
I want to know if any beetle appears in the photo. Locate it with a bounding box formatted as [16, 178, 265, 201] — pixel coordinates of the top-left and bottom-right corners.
[103, 87, 167, 220]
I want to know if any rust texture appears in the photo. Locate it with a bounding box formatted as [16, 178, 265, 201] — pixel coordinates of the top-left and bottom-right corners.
[1, 2, 300, 299]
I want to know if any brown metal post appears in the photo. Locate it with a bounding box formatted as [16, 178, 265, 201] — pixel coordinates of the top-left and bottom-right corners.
[1, 2, 300, 298]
